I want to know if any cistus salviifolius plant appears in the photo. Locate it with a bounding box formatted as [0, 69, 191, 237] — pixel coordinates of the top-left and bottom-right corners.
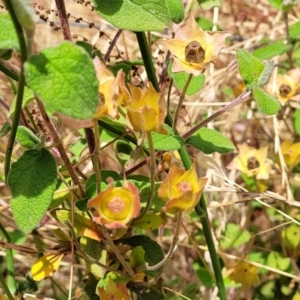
[2, 0, 300, 299]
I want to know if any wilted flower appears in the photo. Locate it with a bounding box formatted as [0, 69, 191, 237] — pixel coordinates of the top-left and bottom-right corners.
[93, 57, 130, 119]
[227, 144, 271, 180]
[158, 163, 207, 214]
[87, 178, 140, 229]
[98, 277, 130, 300]
[281, 140, 300, 169]
[161, 13, 231, 75]
[229, 261, 259, 291]
[266, 68, 300, 105]
[126, 82, 166, 132]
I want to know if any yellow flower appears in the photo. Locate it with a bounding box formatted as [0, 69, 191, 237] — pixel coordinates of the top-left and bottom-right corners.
[229, 261, 259, 291]
[281, 140, 300, 169]
[87, 178, 140, 229]
[93, 57, 130, 119]
[161, 13, 231, 75]
[227, 144, 271, 180]
[158, 163, 207, 214]
[126, 82, 166, 132]
[98, 277, 130, 300]
[266, 68, 300, 105]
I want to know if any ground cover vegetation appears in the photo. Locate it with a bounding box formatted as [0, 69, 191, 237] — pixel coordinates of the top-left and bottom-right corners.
[1, 0, 300, 299]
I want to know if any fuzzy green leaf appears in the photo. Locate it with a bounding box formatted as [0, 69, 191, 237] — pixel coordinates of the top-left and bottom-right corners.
[168, 62, 205, 95]
[24, 41, 99, 120]
[8, 149, 57, 233]
[165, 0, 184, 24]
[253, 85, 281, 115]
[16, 126, 42, 149]
[197, 0, 221, 9]
[145, 131, 183, 151]
[11, 0, 37, 30]
[253, 40, 292, 60]
[236, 49, 265, 88]
[185, 127, 235, 154]
[92, 0, 171, 31]
[220, 223, 251, 249]
[290, 20, 300, 39]
[0, 13, 19, 51]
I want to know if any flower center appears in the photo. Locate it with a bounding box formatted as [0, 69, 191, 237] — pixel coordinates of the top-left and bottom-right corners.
[178, 181, 192, 193]
[108, 197, 125, 213]
[247, 157, 260, 170]
[279, 84, 292, 97]
[185, 40, 205, 63]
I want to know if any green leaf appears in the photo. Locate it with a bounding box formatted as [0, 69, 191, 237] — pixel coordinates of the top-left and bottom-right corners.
[196, 17, 221, 30]
[290, 20, 300, 39]
[145, 131, 183, 151]
[0, 13, 19, 51]
[9, 87, 35, 118]
[185, 127, 235, 154]
[11, 0, 37, 30]
[267, 252, 291, 271]
[16, 126, 42, 149]
[24, 41, 99, 120]
[258, 61, 274, 87]
[268, 0, 282, 10]
[91, 0, 171, 31]
[168, 62, 205, 95]
[253, 85, 281, 115]
[8, 149, 57, 233]
[0, 122, 11, 138]
[220, 223, 251, 249]
[114, 141, 133, 168]
[132, 214, 163, 230]
[253, 40, 292, 60]
[197, 0, 221, 9]
[123, 235, 164, 276]
[293, 109, 300, 135]
[130, 246, 146, 269]
[165, 0, 184, 24]
[236, 49, 265, 88]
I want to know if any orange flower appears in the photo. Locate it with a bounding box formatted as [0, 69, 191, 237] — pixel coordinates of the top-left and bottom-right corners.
[229, 261, 259, 291]
[98, 277, 130, 300]
[266, 68, 300, 105]
[158, 163, 207, 214]
[126, 82, 166, 132]
[87, 178, 140, 229]
[227, 144, 271, 180]
[281, 140, 300, 169]
[93, 57, 130, 119]
[161, 13, 231, 75]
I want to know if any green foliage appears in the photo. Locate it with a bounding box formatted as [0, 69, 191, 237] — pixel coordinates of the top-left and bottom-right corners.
[220, 223, 251, 249]
[8, 149, 57, 233]
[168, 61, 205, 95]
[16, 126, 42, 149]
[165, 0, 185, 24]
[0, 13, 19, 51]
[289, 20, 300, 39]
[24, 41, 99, 120]
[197, 0, 221, 9]
[185, 127, 235, 154]
[91, 0, 171, 31]
[145, 130, 184, 151]
[253, 40, 292, 60]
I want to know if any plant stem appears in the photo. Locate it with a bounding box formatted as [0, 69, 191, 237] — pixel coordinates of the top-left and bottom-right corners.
[36, 98, 84, 197]
[134, 132, 156, 220]
[102, 227, 134, 276]
[55, 0, 72, 41]
[104, 29, 123, 61]
[136, 31, 227, 299]
[93, 119, 101, 194]
[4, 0, 28, 182]
[146, 210, 183, 272]
[172, 73, 193, 131]
[182, 90, 252, 140]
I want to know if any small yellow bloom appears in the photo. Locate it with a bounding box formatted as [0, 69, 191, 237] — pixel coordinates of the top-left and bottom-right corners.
[158, 163, 207, 214]
[126, 82, 166, 132]
[93, 57, 130, 119]
[229, 261, 259, 291]
[281, 140, 300, 169]
[227, 144, 271, 180]
[88, 178, 140, 229]
[266, 68, 300, 105]
[161, 13, 231, 75]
